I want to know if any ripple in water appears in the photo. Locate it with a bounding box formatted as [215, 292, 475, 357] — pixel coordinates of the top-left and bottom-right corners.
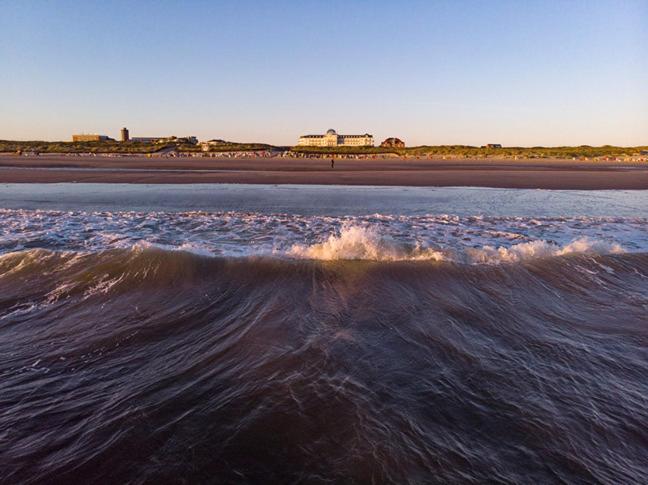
[1, 210, 647, 483]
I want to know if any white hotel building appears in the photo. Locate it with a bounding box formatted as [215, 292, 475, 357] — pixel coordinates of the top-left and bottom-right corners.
[297, 129, 374, 147]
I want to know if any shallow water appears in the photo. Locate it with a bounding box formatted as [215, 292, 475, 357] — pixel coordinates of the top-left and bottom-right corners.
[1, 183, 647, 216]
[1, 185, 647, 484]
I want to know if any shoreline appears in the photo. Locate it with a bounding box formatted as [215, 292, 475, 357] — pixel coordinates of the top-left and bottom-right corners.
[0, 155, 647, 189]
[1, 184, 646, 217]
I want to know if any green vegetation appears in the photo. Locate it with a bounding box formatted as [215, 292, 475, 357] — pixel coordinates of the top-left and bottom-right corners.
[401, 145, 648, 159]
[197, 142, 276, 153]
[290, 145, 648, 159]
[1, 140, 646, 159]
[0, 140, 170, 154]
[0, 139, 278, 154]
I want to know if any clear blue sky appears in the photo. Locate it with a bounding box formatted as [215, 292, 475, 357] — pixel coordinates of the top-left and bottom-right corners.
[1, 0, 646, 146]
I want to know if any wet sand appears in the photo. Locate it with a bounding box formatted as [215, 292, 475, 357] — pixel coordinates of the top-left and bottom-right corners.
[1, 154, 647, 189]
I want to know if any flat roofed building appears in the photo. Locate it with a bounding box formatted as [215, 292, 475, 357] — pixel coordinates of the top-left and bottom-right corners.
[298, 129, 373, 147]
[131, 137, 163, 143]
[131, 136, 198, 144]
[72, 134, 112, 142]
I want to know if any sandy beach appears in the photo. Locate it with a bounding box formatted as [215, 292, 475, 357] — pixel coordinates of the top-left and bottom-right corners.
[1, 154, 647, 189]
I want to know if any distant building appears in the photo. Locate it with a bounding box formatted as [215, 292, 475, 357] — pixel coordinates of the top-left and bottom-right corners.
[72, 134, 112, 142]
[131, 137, 163, 143]
[380, 137, 405, 148]
[131, 135, 198, 145]
[176, 136, 198, 145]
[120, 127, 130, 142]
[298, 129, 373, 147]
[484, 144, 502, 149]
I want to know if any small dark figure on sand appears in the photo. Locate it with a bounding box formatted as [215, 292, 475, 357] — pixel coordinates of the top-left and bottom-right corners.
[331, 159, 335, 169]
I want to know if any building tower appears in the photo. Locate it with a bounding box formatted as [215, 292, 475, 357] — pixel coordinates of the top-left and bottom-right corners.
[120, 127, 130, 142]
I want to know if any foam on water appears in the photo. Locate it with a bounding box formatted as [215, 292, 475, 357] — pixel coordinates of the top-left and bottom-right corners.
[0, 209, 645, 264]
[463, 237, 625, 264]
[287, 225, 628, 263]
[288, 224, 447, 261]
[2, 201, 648, 483]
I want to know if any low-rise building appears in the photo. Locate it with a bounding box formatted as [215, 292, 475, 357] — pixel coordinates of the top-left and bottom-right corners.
[298, 129, 373, 147]
[131, 137, 163, 143]
[132, 135, 198, 144]
[72, 134, 112, 142]
[175, 136, 198, 145]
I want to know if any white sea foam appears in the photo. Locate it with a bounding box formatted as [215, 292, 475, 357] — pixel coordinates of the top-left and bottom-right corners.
[132, 240, 215, 258]
[288, 225, 446, 261]
[463, 237, 624, 264]
[286, 225, 626, 263]
[0, 210, 645, 265]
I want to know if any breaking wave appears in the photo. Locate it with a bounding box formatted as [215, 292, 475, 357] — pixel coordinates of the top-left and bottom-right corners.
[287, 224, 626, 263]
[2, 208, 648, 483]
[1, 209, 647, 262]
[288, 225, 447, 261]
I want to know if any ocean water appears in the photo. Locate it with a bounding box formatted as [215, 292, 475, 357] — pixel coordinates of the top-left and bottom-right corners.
[1, 184, 647, 484]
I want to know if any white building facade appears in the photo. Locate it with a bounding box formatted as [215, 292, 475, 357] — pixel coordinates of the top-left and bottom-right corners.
[298, 129, 374, 147]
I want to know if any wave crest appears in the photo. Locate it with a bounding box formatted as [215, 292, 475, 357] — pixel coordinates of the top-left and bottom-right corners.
[464, 237, 625, 264]
[288, 225, 446, 261]
[286, 225, 625, 263]
[0, 226, 629, 267]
